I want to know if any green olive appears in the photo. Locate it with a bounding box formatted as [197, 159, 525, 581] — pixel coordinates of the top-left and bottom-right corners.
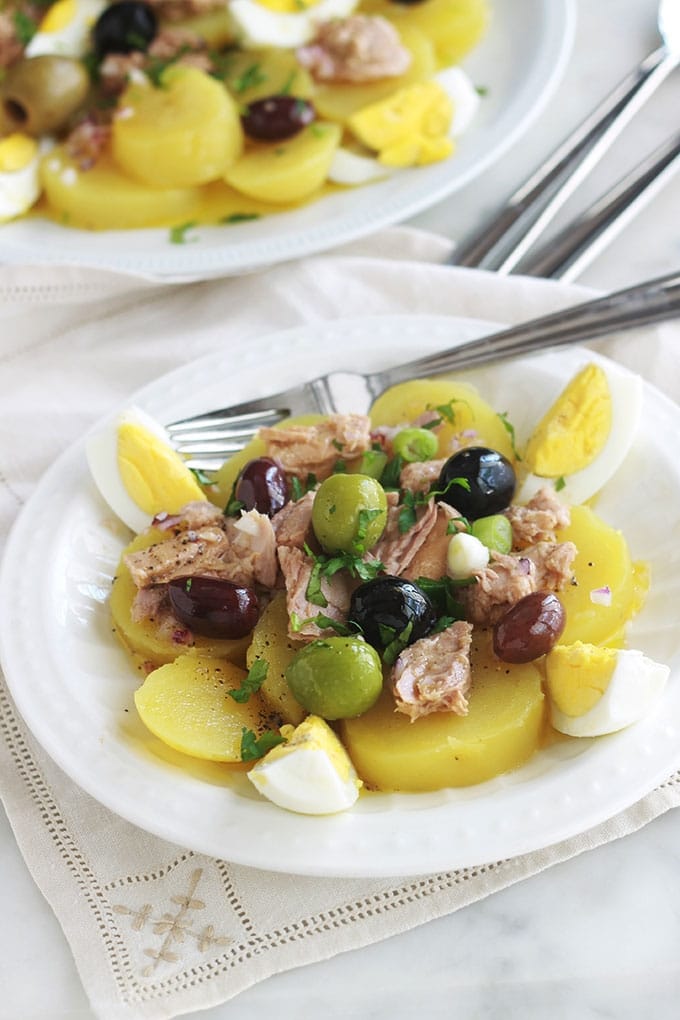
[285, 637, 383, 719]
[1, 56, 90, 136]
[311, 473, 388, 555]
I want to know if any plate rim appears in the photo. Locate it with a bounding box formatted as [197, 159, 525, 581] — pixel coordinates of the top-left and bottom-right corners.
[2, 311, 679, 878]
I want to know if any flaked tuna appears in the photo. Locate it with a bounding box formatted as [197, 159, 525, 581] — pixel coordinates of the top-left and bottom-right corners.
[402, 502, 465, 581]
[399, 458, 446, 494]
[278, 545, 354, 640]
[368, 492, 438, 575]
[259, 414, 372, 481]
[272, 490, 316, 549]
[505, 487, 571, 549]
[392, 620, 473, 721]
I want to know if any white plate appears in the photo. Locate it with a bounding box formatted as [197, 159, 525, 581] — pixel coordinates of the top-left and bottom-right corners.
[0, 0, 575, 278]
[2, 314, 679, 878]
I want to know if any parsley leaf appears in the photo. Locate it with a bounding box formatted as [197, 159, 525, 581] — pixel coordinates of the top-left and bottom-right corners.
[290, 611, 356, 636]
[12, 10, 36, 45]
[380, 454, 404, 490]
[497, 411, 521, 461]
[240, 727, 286, 762]
[382, 620, 414, 666]
[303, 544, 385, 605]
[229, 660, 268, 703]
[169, 221, 198, 245]
[232, 63, 267, 94]
[190, 467, 213, 486]
[414, 575, 473, 620]
[555, 476, 566, 492]
[221, 212, 261, 224]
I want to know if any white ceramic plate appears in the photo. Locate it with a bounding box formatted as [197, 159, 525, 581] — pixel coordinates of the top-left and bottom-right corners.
[2, 315, 679, 878]
[0, 0, 575, 278]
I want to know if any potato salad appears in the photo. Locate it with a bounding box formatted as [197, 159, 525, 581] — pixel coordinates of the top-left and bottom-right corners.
[85, 363, 669, 816]
[0, 0, 487, 229]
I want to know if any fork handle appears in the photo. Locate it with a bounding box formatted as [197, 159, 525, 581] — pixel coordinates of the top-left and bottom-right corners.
[375, 271, 680, 385]
[450, 45, 678, 273]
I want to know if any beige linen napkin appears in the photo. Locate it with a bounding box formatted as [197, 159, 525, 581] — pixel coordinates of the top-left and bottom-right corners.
[1, 227, 679, 1020]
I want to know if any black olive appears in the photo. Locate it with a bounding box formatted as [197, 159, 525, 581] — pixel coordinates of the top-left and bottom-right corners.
[234, 457, 289, 516]
[167, 577, 259, 638]
[242, 95, 316, 142]
[92, 1, 157, 58]
[349, 576, 436, 654]
[436, 446, 516, 520]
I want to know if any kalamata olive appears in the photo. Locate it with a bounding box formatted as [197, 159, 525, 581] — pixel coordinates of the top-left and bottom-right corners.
[312, 473, 387, 554]
[0, 56, 89, 136]
[436, 446, 516, 521]
[241, 95, 316, 142]
[493, 591, 566, 663]
[92, 1, 157, 57]
[285, 636, 383, 719]
[349, 576, 436, 653]
[168, 576, 259, 638]
[234, 457, 289, 516]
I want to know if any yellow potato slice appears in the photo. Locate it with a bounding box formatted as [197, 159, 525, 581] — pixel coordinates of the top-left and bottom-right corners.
[223, 47, 314, 104]
[40, 146, 200, 230]
[341, 631, 545, 791]
[246, 594, 306, 725]
[112, 65, 243, 188]
[556, 505, 648, 648]
[369, 378, 516, 462]
[224, 122, 341, 203]
[134, 653, 267, 761]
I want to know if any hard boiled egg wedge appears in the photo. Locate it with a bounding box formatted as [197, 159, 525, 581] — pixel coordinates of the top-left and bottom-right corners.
[328, 65, 479, 184]
[545, 641, 669, 737]
[247, 715, 362, 814]
[0, 133, 44, 222]
[229, 0, 359, 50]
[26, 0, 106, 58]
[516, 361, 643, 506]
[86, 406, 207, 534]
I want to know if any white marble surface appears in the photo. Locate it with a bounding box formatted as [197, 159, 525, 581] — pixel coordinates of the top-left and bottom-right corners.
[2, 0, 680, 1017]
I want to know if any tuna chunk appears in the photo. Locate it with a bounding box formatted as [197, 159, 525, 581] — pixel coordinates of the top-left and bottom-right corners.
[463, 541, 576, 626]
[367, 492, 438, 575]
[272, 490, 316, 549]
[391, 621, 473, 721]
[505, 487, 571, 549]
[402, 503, 465, 581]
[125, 508, 277, 589]
[259, 414, 372, 481]
[297, 15, 411, 83]
[278, 546, 353, 640]
[399, 458, 446, 494]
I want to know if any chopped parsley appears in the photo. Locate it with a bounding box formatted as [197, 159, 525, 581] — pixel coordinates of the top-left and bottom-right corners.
[290, 472, 317, 501]
[169, 221, 198, 245]
[240, 726, 286, 762]
[382, 620, 414, 666]
[278, 70, 297, 94]
[232, 63, 267, 94]
[303, 543, 385, 608]
[555, 475, 567, 492]
[290, 611, 355, 636]
[414, 575, 473, 621]
[379, 453, 404, 490]
[221, 212, 261, 224]
[190, 467, 213, 486]
[497, 411, 521, 461]
[12, 10, 36, 45]
[229, 660, 268, 703]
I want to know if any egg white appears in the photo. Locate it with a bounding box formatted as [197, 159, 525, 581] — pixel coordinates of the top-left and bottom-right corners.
[230, 0, 359, 50]
[549, 648, 669, 737]
[516, 362, 643, 506]
[26, 0, 106, 59]
[86, 405, 200, 534]
[248, 716, 361, 814]
[327, 66, 479, 185]
[0, 140, 43, 222]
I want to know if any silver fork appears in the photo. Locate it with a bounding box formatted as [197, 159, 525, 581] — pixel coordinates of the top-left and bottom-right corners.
[168, 271, 680, 469]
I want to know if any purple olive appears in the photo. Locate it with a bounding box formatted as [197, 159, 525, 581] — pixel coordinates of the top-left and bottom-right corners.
[168, 577, 259, 638]
[235, 456, 289, 516]
[493, 591, 566, 663]
[241, 95, 316, 142]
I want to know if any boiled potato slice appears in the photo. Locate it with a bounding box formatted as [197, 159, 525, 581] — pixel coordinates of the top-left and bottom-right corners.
[40, 146, 200, 230]
[556, 505, 647, 648]
[112, 65, 243, 188]
[223, 47, 313, 104]
[135, 653, 267, 761]
[359, 0, 489, 67]
[110, 531, 251, 669]
[341, 631, 545, 791]
[224, 122, 341, 203]
[246, 594, 306, 725]
[369, 378, 515, 462]
[166, 7, 235, 47]
[311, 25, 436, 124]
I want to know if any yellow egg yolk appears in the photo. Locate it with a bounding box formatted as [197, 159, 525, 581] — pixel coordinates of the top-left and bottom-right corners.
[348, 82, 454, 167]
[255, 0, 321, 10]
[40, 0, 77, 32]
[523, 363, 612, 477]
[545, 641, 618, 717]
[117, 422, 206, 517]
[264, 715, 356, 783]
[0, 134, 38, 173]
